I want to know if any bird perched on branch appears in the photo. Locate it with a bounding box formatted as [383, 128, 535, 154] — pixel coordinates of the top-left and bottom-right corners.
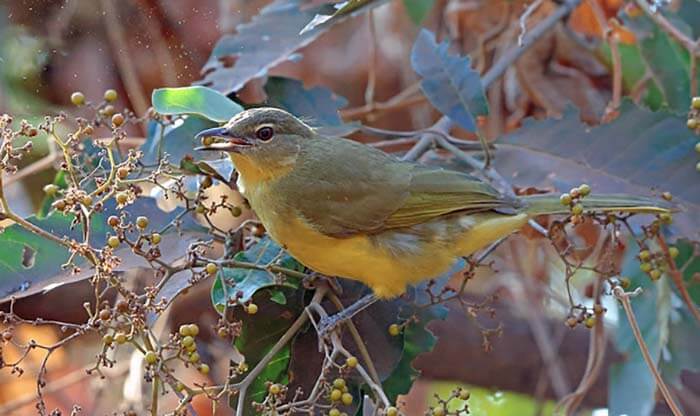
[196, 108, 669, 326]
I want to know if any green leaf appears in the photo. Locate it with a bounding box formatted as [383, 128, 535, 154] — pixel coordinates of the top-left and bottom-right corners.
[411, 29, 488, 132]
[670, 239, 700, 304]
[494, 101, 699, 236]
[211, 237, 304, 313]
[247, 345, 291, 406]
[151, 86, 243, 122]
[402, 0, 435, 25]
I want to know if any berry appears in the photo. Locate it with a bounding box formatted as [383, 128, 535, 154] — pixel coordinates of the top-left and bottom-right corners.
[108, 216, 120, 227]
[27, 128, 38, 137]
[584, 316, 597, 329]
[99, 309, 111, 320]
[650, 269, 662, 280]
[230, 206, 242, 217]
[205, 262, 218, 275]
[71, 92, 85, 106]
[198, 364, 210, 375]
[668, 246, 679, 258]
[104, 89, 118, 102]
[329, 409, 341, 416]
[341, 392, 353, 406]
[201, 135, 215, 146]
[639, 250, 651, 261]
[569, 188, 580, 199]
[111, 113, 124, 127]
[103, 334, 113, 345]
[594, 304, 604, 315]
[136, 216, 149, 229]
[43, 184, 59, 196]
[2, 331, 12, 341]
[697, 162, 700, 172]
[345, 356, 358, 368]
[571, 203, 584, 216]
[578, 184, 591, 196]
[107, 236, 120, 249]
[176, 382, 186, 392]
[81, 195, 93, 206]
[388, 324, 400, 336]
[689, 118, 699, 130]
[187, 324, 200, 337]
[189, 352, 200, 363]
[181, 336, 195, 348]
[179, 325, 191, 337]
[52, 199, 66, 210]
[330, 389, 342, 401]
[217, 327, 229, 338]
[386, 407, 399, 416]
[150, 233, 161, 244]
[115, 332, 127, 344]
[692, 96, 700, 110]
[432, 406, 445, 416]
[196, 205, 206, 214]
[458, 389, 470, 401]
[662, 192, 673, 201]
[145, 351, 158, 364]
[566, 317, 578, 328]
[640, 262, 652, 273]
[247, 303, 258, 315]
[559, 193, 572, 206]
[659, 213, 673, 224]
[102, 105, 116, 117]
[116, 300, 129, 313]
[116, 192, 128, 205]
[184, 342, 197, 353]
[619, 277, 631, 289]
[117, 167, 129, 179]
[333, 378, 346, 389]
[269, 384, 282, 395]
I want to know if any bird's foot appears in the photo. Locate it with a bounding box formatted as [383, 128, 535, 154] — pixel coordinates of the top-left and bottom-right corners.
[315, 293, 379, 339]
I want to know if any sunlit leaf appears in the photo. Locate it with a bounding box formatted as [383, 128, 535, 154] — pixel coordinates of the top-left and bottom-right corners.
[410, 29, 488, 132]
[152, 86, 243, 122]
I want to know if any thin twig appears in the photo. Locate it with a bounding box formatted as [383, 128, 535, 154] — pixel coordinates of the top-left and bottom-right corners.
[518, 0, 545, 46]
[365, 9, 378, 107]
[613, 286, 684, 416]
[657, 234, 700, 323]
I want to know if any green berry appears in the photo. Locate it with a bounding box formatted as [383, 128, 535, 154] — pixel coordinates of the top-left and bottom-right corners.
[692, 96, 700, 110]
[179, 324, 191, 337]
[136, 216, 149, 229]
[103, 334, 114, 345]
[432, 406, 445, 416]
[584, 316, 597, 329]
[70, 92, 85, 106]
[329, 409, 341, 416]
[345, 356, 358, 368]
[639, 250, 651, 261]
[107, 236, 120, 249]
[181, 336, 195, 348]
[341, 392, 353, 406]
[104, 89, 118, 102]
[668, 246, 679, 258]
[330, 388, 342, 401]
[578, 184, 591, 197]
[231, 206, 243, 217]
[43, 184, 59, 196]
[269, 383, 281, 395]
[571, 203, 584, 216]
[640, 262, 652, 273]
[695, 142, 700, 153]
[185, 342, 197, 353]
[198, 364, 210, 375]
[388, 324, 400, 336]
[696, 162, 700, 172]
[187, 324, 199, 337]
[145, 351, 158, 364]
[650, 269, 662, 280]
[333, 378, 346, 389]
[189, 352, 200, 363]
[150, 233, 161, 244]
[559, 193, 572, 206]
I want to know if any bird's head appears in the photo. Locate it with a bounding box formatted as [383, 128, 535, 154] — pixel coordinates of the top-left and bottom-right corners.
[195, 107, 314, 176]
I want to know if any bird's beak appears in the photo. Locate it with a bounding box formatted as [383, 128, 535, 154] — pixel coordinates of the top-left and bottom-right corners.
[194, 127, 252, 152]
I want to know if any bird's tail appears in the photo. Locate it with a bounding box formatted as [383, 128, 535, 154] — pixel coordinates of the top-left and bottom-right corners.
[521, 194, 671, 216]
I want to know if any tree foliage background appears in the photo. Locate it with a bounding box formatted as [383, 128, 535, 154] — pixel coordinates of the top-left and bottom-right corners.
[0, 0, 699, 415]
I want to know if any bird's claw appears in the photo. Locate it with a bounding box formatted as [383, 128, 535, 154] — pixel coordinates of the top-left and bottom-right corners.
[317, 314, 341, 339]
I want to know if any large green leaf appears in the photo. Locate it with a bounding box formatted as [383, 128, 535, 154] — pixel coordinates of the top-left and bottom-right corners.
[151, 86, 243, 122]
[410, 29, 488, 132]
[494, 101, 699, 236]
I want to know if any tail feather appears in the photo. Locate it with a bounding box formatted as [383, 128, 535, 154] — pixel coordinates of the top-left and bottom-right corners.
[522, 194, 671, 216]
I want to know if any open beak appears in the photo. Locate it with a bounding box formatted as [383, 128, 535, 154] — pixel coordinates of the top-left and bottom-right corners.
[194, 127, 251, 152]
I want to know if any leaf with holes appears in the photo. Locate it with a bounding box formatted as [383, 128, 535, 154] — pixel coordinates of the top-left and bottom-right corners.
[411, 29, 488, 132]
[199, 0, 390, 95]
[152, 86, 243, 122]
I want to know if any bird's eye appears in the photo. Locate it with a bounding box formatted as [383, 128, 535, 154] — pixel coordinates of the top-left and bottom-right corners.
[255, 126, 274, 141]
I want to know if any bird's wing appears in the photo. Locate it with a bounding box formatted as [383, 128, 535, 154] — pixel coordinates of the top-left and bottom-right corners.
[285, 138, 516, 237]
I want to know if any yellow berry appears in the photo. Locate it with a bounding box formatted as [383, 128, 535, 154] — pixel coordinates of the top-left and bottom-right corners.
[189, 352, 200, 363]
[578, 184, 591, 197]
[70, 91, 85, 106]
[432, 406, 445, 416]
[114, 332, 127, 344]
[388, 324, 400, 336]
[181, 336, 195, 348]
[116, 192, 128, 205]
[202, 135, 215, 146]
[650, 269, 662, 280]
[662, 191, 673, 201]
[269, 383, 282, 395]
[594, 304, 604, 315]
[330, 388, 342, 401]
[187, 324, 199, 337]
[43, 184, 59, 196]
[584, 316, 597, 329]
[640, 262, 652, 273]
[571, 203, 584, 216]
[695, 142, 700, 153]
[341, 392, 353, 406]
[102, 104, 115, 117]
[136, 216, 149, 229]
[386, 407, 399, 416]
[458, 389, 470, 400]
[329, 409, 341, 416]
[345, 356, 358, 368]
[689, 118, 699, 130]
[620, 277, 631, 289]
[185, 342, 197, 353]
[103, 334, 114, 345]
[104, 89, 118, 102]
[150, 233, 161, 244]
[179, 324, 191, 337]
[198, 364, 210, 375]
[668, 246, 679, 258]
[205, 262, 218, 275]
[639, 250, 651, 261]
[107, 236, 120, 249]
[247, 303, 258, 315]
[559, 193, 572, 206]
[81, 195, 93, 206]
[697, 162, 700, 172]
[111, 113, 124, 127]
[333, 378, 346, 389]
[692, 96, 700, 110]
[145, 351, 158, 364]
[176, 382, 186, 392]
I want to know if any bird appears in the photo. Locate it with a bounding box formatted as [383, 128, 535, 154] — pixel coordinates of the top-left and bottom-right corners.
[195, 107, 669, 323]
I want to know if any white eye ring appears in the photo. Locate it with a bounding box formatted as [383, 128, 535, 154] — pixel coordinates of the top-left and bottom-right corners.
[255, 126, 274, 141]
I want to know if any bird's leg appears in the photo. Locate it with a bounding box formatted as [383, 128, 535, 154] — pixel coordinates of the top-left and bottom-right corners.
[318, 293, 378, 337]
[302, 272, 343, 295]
